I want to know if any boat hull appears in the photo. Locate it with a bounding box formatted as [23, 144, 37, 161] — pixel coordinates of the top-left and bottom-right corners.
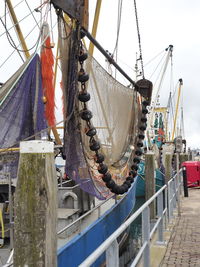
[57, 177, 138, 267]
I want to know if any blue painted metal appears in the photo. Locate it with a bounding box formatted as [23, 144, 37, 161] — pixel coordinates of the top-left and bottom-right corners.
[57, 177, 138, 267]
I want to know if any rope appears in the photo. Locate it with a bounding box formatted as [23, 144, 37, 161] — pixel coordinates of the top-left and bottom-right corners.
[112, 0, 123, 57]
[144, 49, 165, 68]
[0, 0, 24, 20]
[0, 8, 56, 71]
[24, 0, 40, 31]
[3, 2, 24, 62]
[133, 0, 145, 78]
[0, 208, 4, 247]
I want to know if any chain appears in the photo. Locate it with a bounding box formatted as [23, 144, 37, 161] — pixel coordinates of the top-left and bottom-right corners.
[134, 0, 145, 79]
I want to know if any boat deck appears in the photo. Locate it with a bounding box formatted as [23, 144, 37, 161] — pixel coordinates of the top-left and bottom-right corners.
[161, 188, 200, 266]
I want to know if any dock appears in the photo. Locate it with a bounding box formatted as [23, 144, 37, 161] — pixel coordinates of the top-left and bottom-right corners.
[161, 187, 200, 267]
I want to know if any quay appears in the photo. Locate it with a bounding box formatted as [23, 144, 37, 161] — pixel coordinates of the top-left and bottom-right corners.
[79, 168, 200, 267]
[161, 188, 200, 267]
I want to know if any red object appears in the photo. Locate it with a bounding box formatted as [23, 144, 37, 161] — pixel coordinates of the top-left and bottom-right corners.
[182, 161, 200, 187]
[41, 36, 55, 127]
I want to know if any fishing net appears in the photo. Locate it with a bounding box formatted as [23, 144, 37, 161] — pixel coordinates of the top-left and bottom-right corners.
[80, 56, 140, 194]
[0, 54, 47, 181]
[59, 19, 140, 199]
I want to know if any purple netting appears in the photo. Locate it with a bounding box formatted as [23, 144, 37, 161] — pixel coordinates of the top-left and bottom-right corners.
[0, 54, 47, 179]
[63, 32, 105, 200]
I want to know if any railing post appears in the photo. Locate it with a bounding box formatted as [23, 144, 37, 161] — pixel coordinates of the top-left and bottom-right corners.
[172, 177, 176, 209]
[167, 181, 173, 221]
[157, 192, 164, 243]
[176, 153, 181, 216]
[142, 206, 150, 267]
[145, 152, 156, 220]
[164, 186, 168, 228]
[106, 239, 119, 267]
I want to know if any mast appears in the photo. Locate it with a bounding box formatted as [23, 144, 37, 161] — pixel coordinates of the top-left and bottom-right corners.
[149, 45, 173, 127]
[6, 0, 30, 59]
[171, 78, 183, 141]
[6, 0, 63, 145]
[88, 0, 102, 56]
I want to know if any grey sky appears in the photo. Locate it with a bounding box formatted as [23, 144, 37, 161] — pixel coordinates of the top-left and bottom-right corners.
[90, 0, 200, 149]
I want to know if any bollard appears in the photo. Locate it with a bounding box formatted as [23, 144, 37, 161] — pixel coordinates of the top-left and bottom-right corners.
[14, 141, 57, 267]
[182, 166, 189, 197]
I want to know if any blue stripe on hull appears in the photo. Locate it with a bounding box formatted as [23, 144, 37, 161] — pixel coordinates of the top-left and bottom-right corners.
[58, 177, 138, 267]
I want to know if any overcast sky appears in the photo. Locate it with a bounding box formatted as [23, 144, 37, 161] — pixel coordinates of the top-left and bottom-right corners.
[0, 0, 200, 149]
[89, 0, 200, 149]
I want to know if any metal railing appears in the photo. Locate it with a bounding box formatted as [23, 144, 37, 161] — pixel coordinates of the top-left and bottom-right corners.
[79, 170, 182, 267]
[2, 171, 182, 267]
[57, 194, 115, 236]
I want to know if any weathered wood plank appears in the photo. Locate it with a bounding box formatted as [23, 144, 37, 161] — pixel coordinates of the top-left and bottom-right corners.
[145, 152, 156, 220]
[165, 152, 172, 183]
[14, 141, 57, 267]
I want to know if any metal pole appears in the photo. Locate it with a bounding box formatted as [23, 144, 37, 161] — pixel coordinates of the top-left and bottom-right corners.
[171, 79, 183, 141]
[82, 28, 136, 86]
[182, 166, 188, 197]
[142, 207, 150, 267]
[106, 239, 119, 267]
[176, 153, 181, 216]
[157, 193, 164, 243]
[167, 181, 171, 221]
[8, 173, 14, 249]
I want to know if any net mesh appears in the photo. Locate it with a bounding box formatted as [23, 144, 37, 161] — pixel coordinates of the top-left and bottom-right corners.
[59, 20, 140, 199]
[0, 54, 47, 180]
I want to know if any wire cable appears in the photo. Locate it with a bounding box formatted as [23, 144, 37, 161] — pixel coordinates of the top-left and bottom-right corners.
[133, 0, 144, 78]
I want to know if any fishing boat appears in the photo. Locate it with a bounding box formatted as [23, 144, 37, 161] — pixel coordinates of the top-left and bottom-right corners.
[0, 1, 155, 266]
[135, 43, 186, 197]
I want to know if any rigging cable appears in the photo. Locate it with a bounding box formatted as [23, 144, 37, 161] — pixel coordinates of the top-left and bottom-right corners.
[3, 1, 24, 62]
[112, 0, 123, 78]
[24, 0, 40, 30]
[112, 0, 123, 58]
[0, 6, 51, 70]
[144, 49, 165, 68]
[133, 0, 145, 78]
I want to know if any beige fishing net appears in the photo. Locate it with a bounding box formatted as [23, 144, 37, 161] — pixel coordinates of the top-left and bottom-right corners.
[80, 55, 140, 187]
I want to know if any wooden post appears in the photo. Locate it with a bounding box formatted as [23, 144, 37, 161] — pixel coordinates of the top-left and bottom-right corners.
[14, 141, 57, 267]
[179, 153, 188, 167]
[145, 152, 156, 219]
[165, 152, 172, 183]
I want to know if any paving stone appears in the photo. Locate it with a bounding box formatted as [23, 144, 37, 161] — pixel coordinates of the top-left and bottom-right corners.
[161, 189, 200, 267]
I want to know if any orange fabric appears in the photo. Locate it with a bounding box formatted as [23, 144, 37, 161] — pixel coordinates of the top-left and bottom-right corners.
[41, 37, 55, 126]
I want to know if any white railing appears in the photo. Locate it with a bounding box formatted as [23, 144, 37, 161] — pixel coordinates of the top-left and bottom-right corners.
[57, 194, 115, 236]
[79, 170, 182, 267]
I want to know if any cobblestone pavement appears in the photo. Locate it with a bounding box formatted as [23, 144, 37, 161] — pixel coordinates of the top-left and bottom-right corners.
[161, 188, 200, 267]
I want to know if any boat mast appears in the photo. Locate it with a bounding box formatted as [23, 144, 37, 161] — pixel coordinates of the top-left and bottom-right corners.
[149, 45, 173, 128]
[6, 0, 63, 145]
[171, 78, 183, 141]
[88, 0, 102, 56]
[6, 0, 30, 59]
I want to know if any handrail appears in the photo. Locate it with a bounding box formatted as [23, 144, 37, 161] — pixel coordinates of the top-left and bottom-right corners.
[79, 170, 182, 267]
